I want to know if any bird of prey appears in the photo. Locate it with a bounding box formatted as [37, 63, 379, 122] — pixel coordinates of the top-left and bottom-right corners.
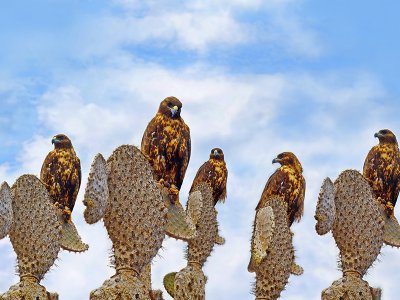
[189, 148, 228, 206]
[363, 129, 400, 216]
[256, 152, 306, 227]
[40, 134, 81, 223]
[141, 96, 191, 195]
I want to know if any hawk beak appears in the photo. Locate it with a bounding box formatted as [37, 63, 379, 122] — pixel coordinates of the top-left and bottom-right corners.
[213, 150, 219, 156]
[170, 106, 179, 117]
[51, 137, 57, 144]
[374, 132, 380, 138]
[272, 158, 281, 164]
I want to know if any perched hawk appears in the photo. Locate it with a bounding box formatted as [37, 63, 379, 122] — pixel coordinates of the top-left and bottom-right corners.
[363, 129, 400, 216]
[141, 96, 191, 194]
[256, 152, 305, 226]
[189, 148, 228, 206]
[40, 134, 81, 223]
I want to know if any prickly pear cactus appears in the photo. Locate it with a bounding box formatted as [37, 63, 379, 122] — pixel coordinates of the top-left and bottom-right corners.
[316, 170, 385, 300]
[249, 196, 294, 300]
[315, 177, 335, 235]
[1, 175, 61, 300]
[332, 170, 384, 276]
[84, 153, 108, 224]
[163, 184, 221, 300]
[86, 145, 167, 299]
[0, 182, 12, 239]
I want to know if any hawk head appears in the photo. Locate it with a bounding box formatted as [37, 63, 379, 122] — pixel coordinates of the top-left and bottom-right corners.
[210, 148, 224, 161]
[158, 96, 183, 119]
[272, 152, 303, 173]
[374, 129, 397, 145]
[52, 134, 73, 149]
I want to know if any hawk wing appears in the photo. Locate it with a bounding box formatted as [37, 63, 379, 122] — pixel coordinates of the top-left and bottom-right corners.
[40, 150, 81, 211]
[175, 123, 191, 189]
[189, 161, 212, 194]
[141, 116, 164, 180]
[257, 167, 305, 226]
[363, 145, 400, 208]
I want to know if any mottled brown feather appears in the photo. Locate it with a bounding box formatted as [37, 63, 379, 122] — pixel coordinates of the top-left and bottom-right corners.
[256, 152, 305, 226]
[40, 135, 81, 212]
[189, 149, 228, 206]
[363, 129, 400, 214]
[141, 97, 191, 190]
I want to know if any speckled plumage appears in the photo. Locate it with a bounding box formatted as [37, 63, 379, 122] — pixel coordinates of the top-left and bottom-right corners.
[256, 152, 305, 226]
[40, 134, 81, 217]
[189, 148, 227, 206]
[363, 129, 400, 216]
[141, 97, 191, 190]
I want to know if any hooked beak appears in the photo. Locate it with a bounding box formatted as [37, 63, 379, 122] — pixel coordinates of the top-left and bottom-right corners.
[272, 158, 281, 164]
[213, 150, 219, 156]
[51, 137, 58, 144]
[170, 105, 179, 117]
[374, 132, 380, 138]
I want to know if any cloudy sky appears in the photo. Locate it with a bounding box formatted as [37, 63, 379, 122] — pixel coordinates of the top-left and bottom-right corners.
[1, 0, 400, 299]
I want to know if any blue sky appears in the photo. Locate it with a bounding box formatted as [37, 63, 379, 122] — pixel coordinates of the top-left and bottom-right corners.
[1, 1, 400, 299]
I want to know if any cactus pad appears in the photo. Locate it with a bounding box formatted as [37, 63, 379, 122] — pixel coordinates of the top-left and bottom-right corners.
[163, 272, 176, 298]
[382, 214, 400, 247]
[251, 196, 294, 300]
[60, 220, 89, 252]
[322, 275, 375, 300]
[0, 276, 59, 300]
[174, 264, 206, 300]
[9, 174, 62, 281]
[333, 170, 384, 276]
[0, 182, 12, 239]
[84, 153, 108, 224]
[186, 184, 218, 266]
[248, 206, 275, 272]
[315, 177, 336, 235]
[104, 144, 167, 272]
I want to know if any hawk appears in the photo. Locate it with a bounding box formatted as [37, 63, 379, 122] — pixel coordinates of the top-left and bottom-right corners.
[141, 96, 191, 194]
[363, 129, 400, 216]
[40, 134, 81, 223]
[189, 148, 228, 206]
[256, 152, 306, 227]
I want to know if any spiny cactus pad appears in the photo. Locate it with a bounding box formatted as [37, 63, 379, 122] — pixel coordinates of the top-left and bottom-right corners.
[174, 264, 206, 300]
[250, 196, 294, 300]
[163, 272, 176, 298]
[84, 153, 108, 224]
[248, 206, 275, 272]
[60, 219, 89, 252]
[90, 269, 148, 300]
[186, 183, 218, 266]
[315, 177, 336, 235]
[0, 276, 59, 300]
[104, 144, 167, 272]
[164, 191, 196, 241]
[0, 182, 12, 239]
[332, 170, 384, 276]
[383, 213, 400, 247]
[322, 275, 375, 300]
[9, 174, 62, 281]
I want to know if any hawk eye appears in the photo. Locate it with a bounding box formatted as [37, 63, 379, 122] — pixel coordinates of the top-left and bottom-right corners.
[58, 136, 64, 140]
[167, 102, 172, 107]
[381, 130, 388, 135]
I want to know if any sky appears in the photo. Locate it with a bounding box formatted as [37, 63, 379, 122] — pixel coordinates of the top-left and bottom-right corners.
[1, 0, 400, 299]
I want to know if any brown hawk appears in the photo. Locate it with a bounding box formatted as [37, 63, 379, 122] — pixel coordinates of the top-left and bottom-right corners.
[256, 152, 306, 227]
[40, 134, 81, 223]
[363, 129, 400, 216]
[141, 96, 191, 194]
[189, 148, 228, 206]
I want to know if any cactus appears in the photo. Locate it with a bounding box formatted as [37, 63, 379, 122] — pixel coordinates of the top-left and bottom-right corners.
[248, 196, 294, 300]
[1, 175, 61, 300]
[163, 184, 222, 299]
[83, 145, 167, 299]
[316, 170, 384, 300]
[0, 182, 12, 239]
